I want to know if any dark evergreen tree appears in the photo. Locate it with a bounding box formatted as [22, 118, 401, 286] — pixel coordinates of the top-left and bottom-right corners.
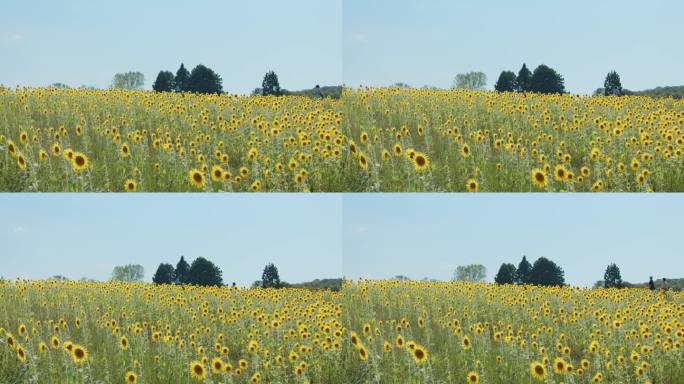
[174, 256, 189, 284]
[186, 257, 223, 286]
[261, 71, 282, 96]
[603, 263, 624, 288]
[152, 71, 175, 92]
[152, 263, 175, 284]
[529, 257, 565, 286]
[174, 63, 190, 92]
[494, 263, 517, 284]
[261, 263, 281, 288]
[516, 63, 532, 92]
[187, 64, 223, 94]
[516, 255, 532, 284]
[530, 65, 565, 94]
[494, 71, 517, 92]
[604, 71, 623, 96]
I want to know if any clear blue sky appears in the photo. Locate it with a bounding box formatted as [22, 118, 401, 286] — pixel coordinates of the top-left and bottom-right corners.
[1, 194, 343, 286]
[343, 0, 684, 94]
[342, 194, 684, 286]
[0, 0, 342, 94]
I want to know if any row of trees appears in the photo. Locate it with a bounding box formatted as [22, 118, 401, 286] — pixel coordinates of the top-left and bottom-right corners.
[494, 63, 566, 94]
[152, 64, 223, 94]
[152, 65, 287, 96]
[152, 256, 223, 286]
[493, 255, 565, 286]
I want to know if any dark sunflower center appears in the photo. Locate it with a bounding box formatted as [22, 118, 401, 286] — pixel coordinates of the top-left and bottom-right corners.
[193, 173, 202, 182]
[76, 156, 85, 166]
[535, 365, 544, 375]
[416, 157, 425, 166]
[535, 173, 545, 182]
[194, 365, 203, 374]
[415, 349, 424, 359]
[75, 349, 84, 358]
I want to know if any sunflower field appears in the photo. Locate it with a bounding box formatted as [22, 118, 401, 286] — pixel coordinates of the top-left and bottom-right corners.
[0, 87, 344, 192]
[2, 279, 682, 383]
[2, 87, 684, 192]
[0, 279, 348, 384]
[343, 87, 684, 192]
[343, 280, 684, 384]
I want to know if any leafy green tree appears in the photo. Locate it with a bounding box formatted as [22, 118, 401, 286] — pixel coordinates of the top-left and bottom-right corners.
[530, 65, 565, 94]
[187, 64, 223, 94]
[516, 63, 532, 92]
[174, 63, 190, 92]
[454, 264, 487, 282]
[111, 72, 145, 90]
[152, 263, 175, 284]
[516, 255, 532, 284]
[261, 71, 282, 96]
[111, 264, 144, 282]
[174, 256, 189, 284]
[186, 257, 223, 286]
[494, 263, 517, 284]
[494, 71, 517, 92]
[262, 263, 282, 288]
[152, 71, 175, 92]
[604, 71, 623, 96]
[529, 257, 565, 286]
[454, 71, 487, 90]
[603, 263, 623, 288]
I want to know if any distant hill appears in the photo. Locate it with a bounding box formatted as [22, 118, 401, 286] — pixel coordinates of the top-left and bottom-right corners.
[594, 85, 684, 99]
[252, 85, 342, 99]
[594, 278, 683, 291]
[285, 278, 342, 291]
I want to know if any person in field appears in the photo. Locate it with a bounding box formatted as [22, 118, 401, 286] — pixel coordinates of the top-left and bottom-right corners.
[648, 276, 655, 291]
[313, 85, 323, 99]
[661, 277, 669, 291]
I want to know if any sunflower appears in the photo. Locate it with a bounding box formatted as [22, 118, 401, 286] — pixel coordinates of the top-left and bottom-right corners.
[531, 168, 548, 188]
[120, 336, 129, 350]
[239, 166, 249, 177]
[393, 143, 402, 157]
[461, 143, 471, 157]
[7, 139, 17, 156]
[190, 361, 206, 380]
[358, 153, 369, 169]
[554, 164, 568, 181]
[19, 131, 28, 143]
[383, 334, 398, 349]
[462, 335, 471, 350]
[188, 169, 205, 189]
[250, 180, 261, 191]
[530, 361, 547, 381]
[239, 358, 248, 369]
[553, 357, 566, 373]
[211, 165, 224, 182]
[51, 336, 60, 349]
[467, 371, 479, 383]
[413, 152, 429, 172]
[16, 345, 26, 362]
[211, 357, 224, 373]
[466, 179, 479, 192]
[125, 371, 137, 384]
[71, 152, 89, 172]
[71, 344, 88, 364]
[124, 179, 137, 192]
[120, 143, 130, 157]
[16, 152, 27, 170]
[51, 143, 61, 156]
[357, 344, 369, 361]
[381, 149, 390, 161]
[412, 345, 428, 364]
[39, 342, 48, 353]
